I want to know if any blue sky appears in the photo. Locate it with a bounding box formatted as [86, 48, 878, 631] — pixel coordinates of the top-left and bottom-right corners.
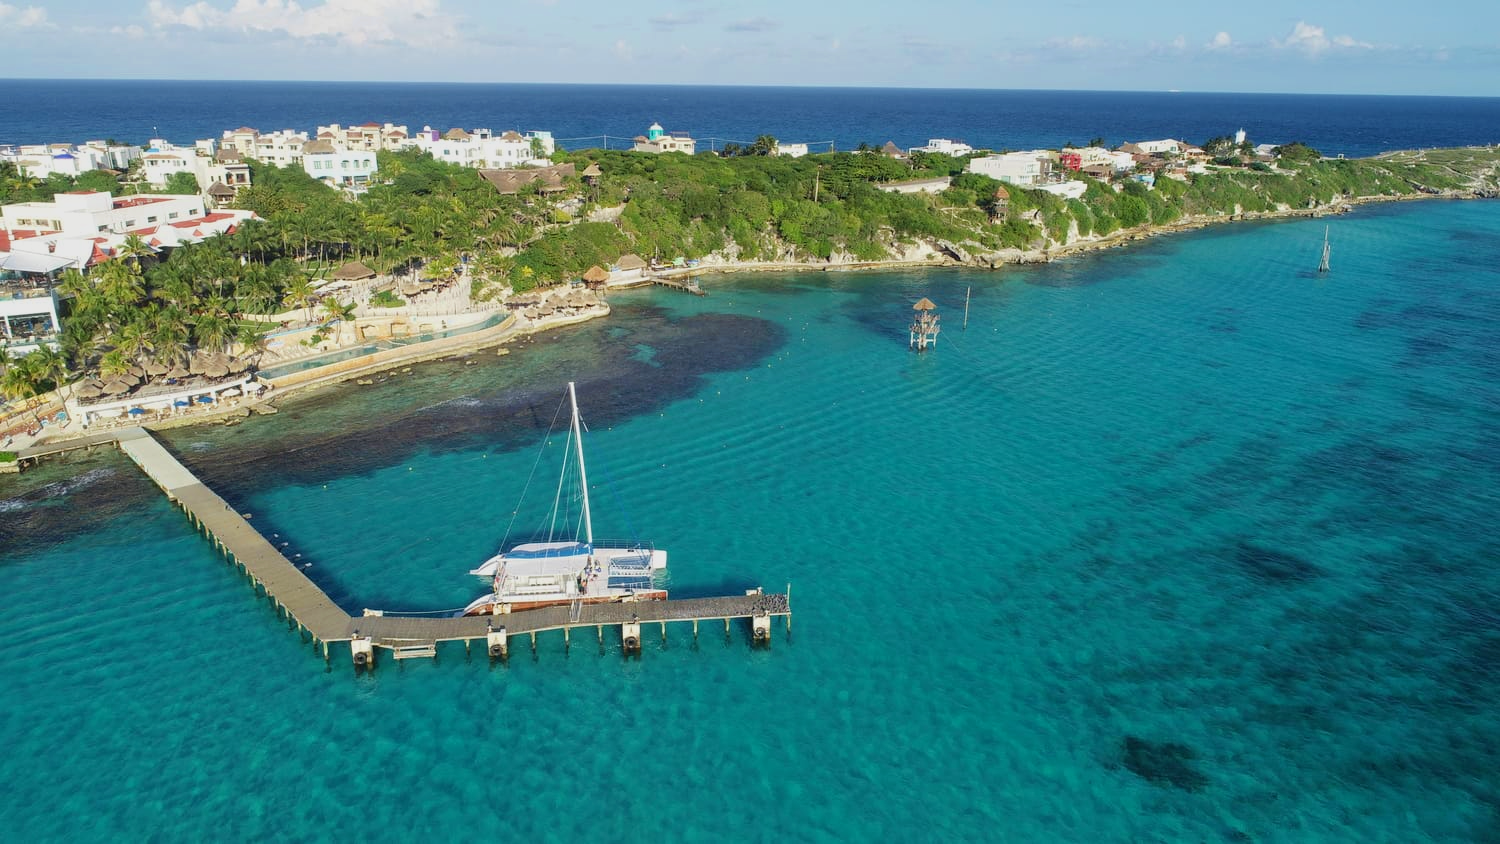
[3, 0, 1497, 95]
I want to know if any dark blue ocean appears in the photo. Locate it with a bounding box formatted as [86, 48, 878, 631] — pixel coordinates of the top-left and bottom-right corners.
[3, 79, 1498, 157]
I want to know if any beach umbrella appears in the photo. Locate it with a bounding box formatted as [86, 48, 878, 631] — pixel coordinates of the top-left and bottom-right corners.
[166, 365, 190, 380]
[102, 379, 132, 395]
[582, 265, 609, 286]
[117, 371, 141, 386]
[127, 407, 146, 416]
[127, 365, 146, 378]
[219, 388, 241, 398]
[173, 399, 191, 408]
[913, 297, 937, 311]
[226, 357, 248, 373]
[144, 361, 169, 377]
[244, 381, 265, 393]
[196, 395, 215, 404]
[203, 362, 230, 378]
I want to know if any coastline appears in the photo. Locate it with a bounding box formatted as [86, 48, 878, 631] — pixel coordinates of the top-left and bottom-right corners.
[8, 186, 1490, 459]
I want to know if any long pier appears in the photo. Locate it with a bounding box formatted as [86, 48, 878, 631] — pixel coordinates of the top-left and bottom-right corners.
[26, 427, 790, 668]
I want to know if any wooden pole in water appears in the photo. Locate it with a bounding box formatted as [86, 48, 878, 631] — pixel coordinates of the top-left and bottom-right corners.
[963, 286, 971, 330]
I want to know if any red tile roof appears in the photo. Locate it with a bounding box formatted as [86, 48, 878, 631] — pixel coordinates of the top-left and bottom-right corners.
[113, 196, 171, 208]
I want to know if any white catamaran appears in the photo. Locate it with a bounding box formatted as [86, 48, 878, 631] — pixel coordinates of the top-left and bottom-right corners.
[462, 382, 668, 616]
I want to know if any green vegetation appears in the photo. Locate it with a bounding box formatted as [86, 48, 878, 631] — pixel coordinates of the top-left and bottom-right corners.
[6, 140, 1496, 404]
[369, 289, 405, 308]
[0, 451, 17, 463]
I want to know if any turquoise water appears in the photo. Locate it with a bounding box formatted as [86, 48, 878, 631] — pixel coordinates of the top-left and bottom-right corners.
[4, 201, 1499, 841]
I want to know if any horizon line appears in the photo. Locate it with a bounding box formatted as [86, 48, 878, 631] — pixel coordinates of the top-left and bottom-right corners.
[1, 77, 1495, 100]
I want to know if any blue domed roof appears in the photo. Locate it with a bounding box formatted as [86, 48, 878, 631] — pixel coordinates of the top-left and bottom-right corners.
[53, 152, 75, 159]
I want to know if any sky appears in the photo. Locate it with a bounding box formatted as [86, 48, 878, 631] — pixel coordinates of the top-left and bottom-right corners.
[2, 0, 1497, 96]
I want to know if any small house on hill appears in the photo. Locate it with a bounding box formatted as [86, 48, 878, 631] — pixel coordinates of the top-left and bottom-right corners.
[610, 254, 649, 282]
[881, 141, 906, 158]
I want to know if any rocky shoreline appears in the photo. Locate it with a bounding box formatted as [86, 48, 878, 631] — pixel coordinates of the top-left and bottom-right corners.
[9, 185, 1493, 456]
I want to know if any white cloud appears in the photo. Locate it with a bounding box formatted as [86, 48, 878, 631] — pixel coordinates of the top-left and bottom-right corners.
[112, 23, 148, 38]
[1280, 21, 1372, 55]
[1282, 21, 1330, 53]
[614, 39, 633, 61]
[146, 0, 459, 49]
[1170, 35, 1186, 50]
[1208, 31, 1232, 50]
[1045, 35, 1103, 51]
[0, 3, 49, 27]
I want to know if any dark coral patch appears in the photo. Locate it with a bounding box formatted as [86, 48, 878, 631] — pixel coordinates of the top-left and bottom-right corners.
[1122, 736, 1210, 792]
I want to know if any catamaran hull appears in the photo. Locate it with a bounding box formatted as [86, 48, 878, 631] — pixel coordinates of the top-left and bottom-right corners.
[461, 590, 669, 617]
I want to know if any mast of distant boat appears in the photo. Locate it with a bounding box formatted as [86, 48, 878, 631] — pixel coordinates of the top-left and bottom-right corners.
[963, 286, 971, 330]
[567, 381, 594, 546]
[1318, 226, 1331, 273]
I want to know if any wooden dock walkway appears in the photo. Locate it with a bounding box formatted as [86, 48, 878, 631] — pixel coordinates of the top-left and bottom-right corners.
[649, 275, 706, 296]
[21, 426, 790, 668]
[357, 593, 790, 646]
[116, 429, 353, 644]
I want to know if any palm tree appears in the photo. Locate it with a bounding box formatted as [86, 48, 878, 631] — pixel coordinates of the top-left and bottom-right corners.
[0, 353, 48, 429]
[150, 315, 191, 369]
[29, 345, 72, 403]
[96, 260, 145, 310]
[234, 323, 270, 362]
[114, 320, 155, 365]
[118, 233, 155, 270]
[320, 297, 355, 325]
[98, 349, 132, 379]
[282, 277, 316, 324]
[192, 313, 232, 355]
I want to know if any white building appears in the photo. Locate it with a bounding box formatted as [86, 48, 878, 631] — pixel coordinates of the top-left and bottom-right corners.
[403, 127, 555, 169]
[301, 140, 378, 188]
[220, 128, 309, 167]
[909, 139, 974, 157]
[0, 262, 65, 355]
[1, 191, 206, 237]
[967, 151, 1053, 186]
[1125, 139, 1185, 156]
[774, 142, 809, 158]
[1037, 181, 1087, 200]
[315, 122, 410, 152]
[632, 123, 696, 155]
[0, 141, 141, 180]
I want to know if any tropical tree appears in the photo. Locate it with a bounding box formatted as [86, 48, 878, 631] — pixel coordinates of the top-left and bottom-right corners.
[0, 353, 49, 428]
[282, 277, 316, 323]
[192, 312, 232, 354]
[118, 233, 155, 269]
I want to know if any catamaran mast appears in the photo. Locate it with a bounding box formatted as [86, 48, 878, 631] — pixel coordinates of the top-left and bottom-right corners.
[567, 381, 594, 547]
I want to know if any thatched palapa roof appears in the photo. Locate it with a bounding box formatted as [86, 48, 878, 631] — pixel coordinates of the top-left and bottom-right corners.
[478, 164, 576, 195]
[615, 254, 648, 271]
[582, 265, 610, 284]
[913, 297, 936, 311]
[331, 261, 377, 281]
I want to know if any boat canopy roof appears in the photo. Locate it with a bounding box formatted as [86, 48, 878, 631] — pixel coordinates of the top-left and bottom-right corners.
[505, 541, 591, 559]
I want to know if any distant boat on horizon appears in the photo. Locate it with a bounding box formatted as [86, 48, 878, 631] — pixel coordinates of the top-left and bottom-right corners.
[1318, 226, 1331, 273]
